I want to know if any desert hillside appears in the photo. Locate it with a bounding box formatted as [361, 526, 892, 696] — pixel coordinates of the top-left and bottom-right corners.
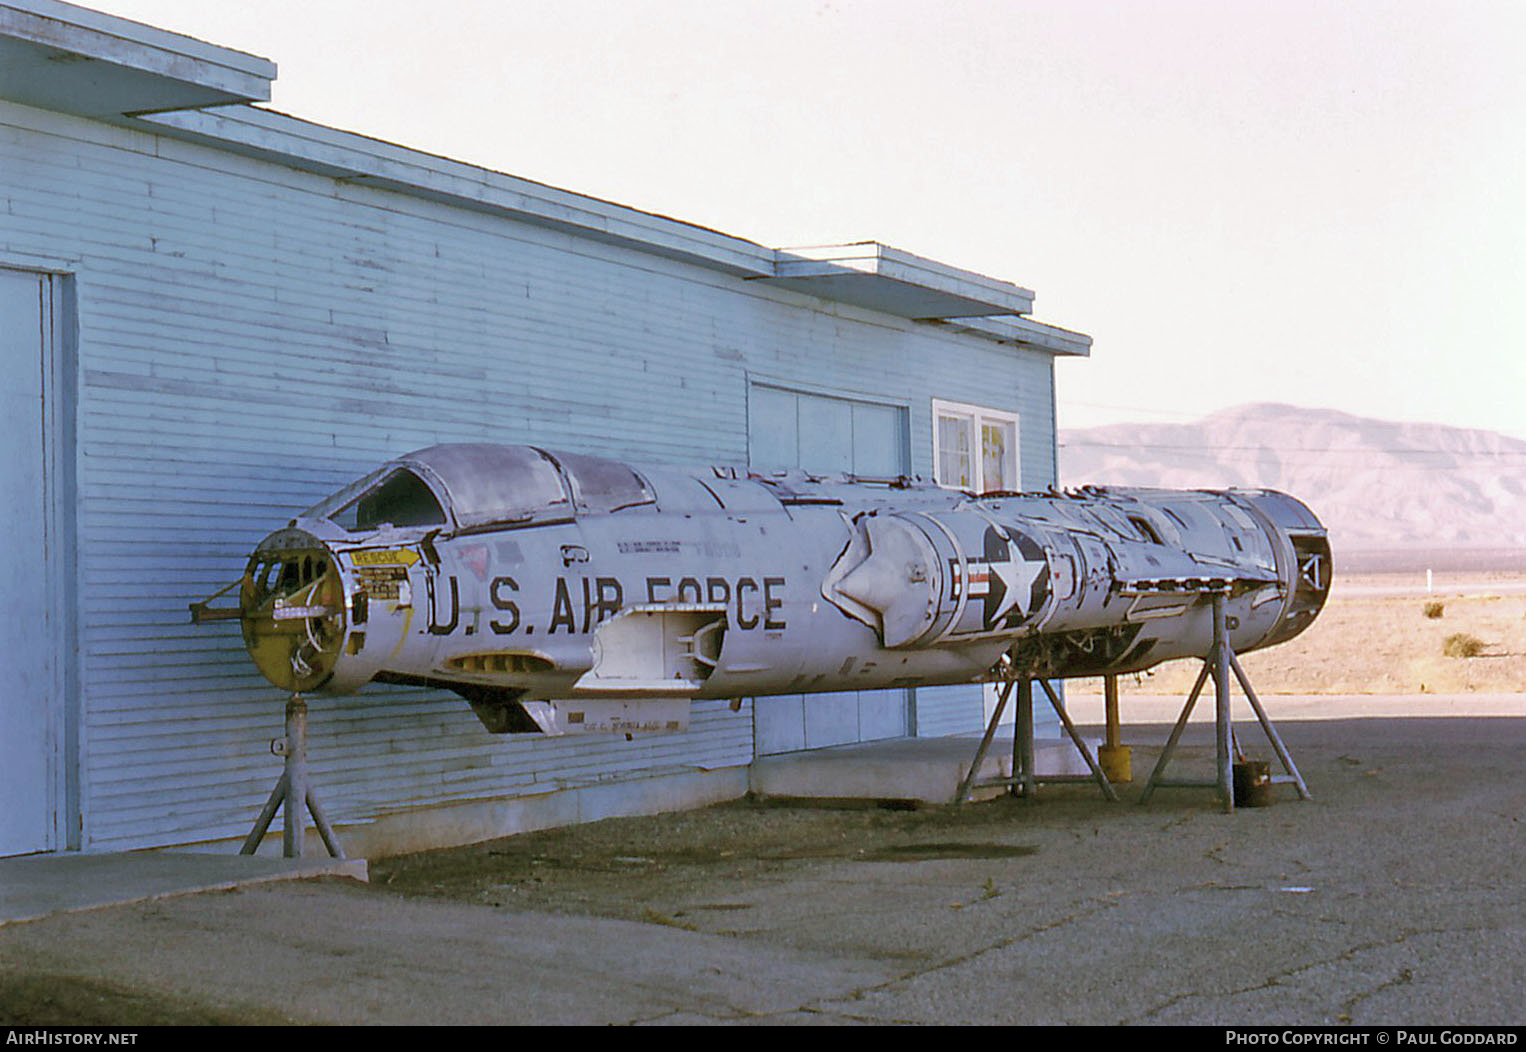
[1059, 403, 1526, 560]
[1061, 571, 1526, 697]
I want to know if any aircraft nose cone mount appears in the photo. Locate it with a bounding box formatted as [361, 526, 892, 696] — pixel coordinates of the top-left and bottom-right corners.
[240, 527, 348, 693]
[832, 516, 943, 648]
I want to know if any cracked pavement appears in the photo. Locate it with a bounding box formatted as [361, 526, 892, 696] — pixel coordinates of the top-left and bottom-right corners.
[1, 715, 1522, 1025]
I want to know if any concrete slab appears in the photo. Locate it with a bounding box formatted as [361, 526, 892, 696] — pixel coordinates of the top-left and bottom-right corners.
[1063, 691, 1526, 724]
[0, 732, 1112, 929]
[751, 733, 1102, 803]
[0, 711, 1522, 1024]
[221, 767, 751, 860]
[0, 851, 366, 927]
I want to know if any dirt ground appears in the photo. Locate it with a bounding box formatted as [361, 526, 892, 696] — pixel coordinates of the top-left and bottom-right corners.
[367, 795, 1050, 927]
[1072, 571, 1526, 697]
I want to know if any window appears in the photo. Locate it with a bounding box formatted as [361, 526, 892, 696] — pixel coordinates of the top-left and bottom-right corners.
[543, 449, 654, 514]
[318, 468, 447, 532]
[932, 399, 1020, 493]
[749, 384, 909, 477]
[409, 445, 569, 530]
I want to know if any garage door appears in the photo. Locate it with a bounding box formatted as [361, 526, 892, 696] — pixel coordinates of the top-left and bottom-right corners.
[0, 269, 61, 855]
[748, 384, 911, 754]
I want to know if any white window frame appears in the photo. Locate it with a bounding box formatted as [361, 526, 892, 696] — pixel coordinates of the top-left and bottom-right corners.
[931, 398, 1021, 494]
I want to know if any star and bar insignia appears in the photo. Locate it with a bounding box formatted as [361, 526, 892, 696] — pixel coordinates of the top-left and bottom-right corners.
[950, 525, 1050, 630]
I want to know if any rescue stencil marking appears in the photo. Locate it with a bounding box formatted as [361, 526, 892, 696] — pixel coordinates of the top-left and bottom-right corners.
[348, 548, 420, 567]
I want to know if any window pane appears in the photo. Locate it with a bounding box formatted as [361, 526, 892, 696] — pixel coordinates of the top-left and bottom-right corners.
[797, 395, 854, 475]
[938, 414, 973, 487]
[851, 402, 907, 476]
[548, 450, 653, 513]
[982, 420, 1015, 491]
[330, 469, 446, 531]
[748, 385, 800, 471]
[408, 444, 568, 529]
[752, 385, 908, 477]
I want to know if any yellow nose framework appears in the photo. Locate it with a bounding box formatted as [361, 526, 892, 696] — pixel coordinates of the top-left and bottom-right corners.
[190, 527, 351, 860]
[239, 530, 346, 694]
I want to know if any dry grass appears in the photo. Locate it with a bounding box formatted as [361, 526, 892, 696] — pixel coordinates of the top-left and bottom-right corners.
[1442, 633, 1486, 658]
[1077, 572, 1526, 695]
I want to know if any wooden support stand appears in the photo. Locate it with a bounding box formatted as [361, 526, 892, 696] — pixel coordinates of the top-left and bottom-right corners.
[241, 694, 347, 859]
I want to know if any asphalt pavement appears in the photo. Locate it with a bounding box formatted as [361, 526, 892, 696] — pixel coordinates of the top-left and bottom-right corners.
[1, 703, 1522, 1025]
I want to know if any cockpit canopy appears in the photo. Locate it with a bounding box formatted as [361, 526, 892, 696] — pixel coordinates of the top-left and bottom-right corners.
[305, 444, 654, 533]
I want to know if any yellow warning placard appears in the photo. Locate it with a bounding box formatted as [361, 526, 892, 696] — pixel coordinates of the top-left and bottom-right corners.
[347, 548, 420, 567]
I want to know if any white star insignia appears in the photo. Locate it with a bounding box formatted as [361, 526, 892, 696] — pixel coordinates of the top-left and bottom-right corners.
[987, 534, 1047, 623]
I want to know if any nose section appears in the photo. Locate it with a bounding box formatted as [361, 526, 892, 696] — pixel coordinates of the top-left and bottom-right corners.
[240, 527, 348, 692]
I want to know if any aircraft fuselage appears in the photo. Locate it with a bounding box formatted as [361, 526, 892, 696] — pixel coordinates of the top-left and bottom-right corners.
[223, 444, 1331, 734]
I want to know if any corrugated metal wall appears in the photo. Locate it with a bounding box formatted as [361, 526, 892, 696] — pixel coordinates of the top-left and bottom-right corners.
[0, 99, 1058, 851]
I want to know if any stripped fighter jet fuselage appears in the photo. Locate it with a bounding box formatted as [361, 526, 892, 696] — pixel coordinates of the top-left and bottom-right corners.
[221, 444, 1331, 734]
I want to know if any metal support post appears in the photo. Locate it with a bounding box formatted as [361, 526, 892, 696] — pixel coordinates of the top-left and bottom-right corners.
[956, 674, 1120, 804]
[952, 678, 1015, 805]
[1139, 663, 1212, 804]
[1105, 675, 1121, 749]
[1141, 592, 1236, 809]
[1014, 678, 1035, 799]
[1229, 652, 1312, 800]
[241, 694, 347, 859]
[1036, 679, 1118, 802]
[1140, 590, 1310, 809]
[1212, 593, 1234, 813]
[1098, 674, 1132, 782]
[283, 695, 308, 856]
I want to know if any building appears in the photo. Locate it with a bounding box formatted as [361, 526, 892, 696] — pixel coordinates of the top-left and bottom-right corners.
[0, 0, 1090, 857]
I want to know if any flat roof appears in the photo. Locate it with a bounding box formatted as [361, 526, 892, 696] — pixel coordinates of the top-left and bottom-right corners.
[0, 0, 273, 116]
[0, 0, 1090, 355]
[766, 243, 1035, 319]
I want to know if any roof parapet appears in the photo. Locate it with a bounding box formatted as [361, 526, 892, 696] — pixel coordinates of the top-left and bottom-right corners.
[0, 0, 274, 116]
[765, 242, 1036, 319]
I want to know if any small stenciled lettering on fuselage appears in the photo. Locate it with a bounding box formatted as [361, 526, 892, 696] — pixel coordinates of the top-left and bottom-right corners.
[476, 574, 788, 637]
[615, 540, 681, 554]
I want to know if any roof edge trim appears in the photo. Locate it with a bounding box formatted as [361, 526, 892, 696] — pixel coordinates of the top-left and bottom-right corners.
[1, 0, 274, 100]
[935, 316, 1093, 357]
[136, 105, 779, 278]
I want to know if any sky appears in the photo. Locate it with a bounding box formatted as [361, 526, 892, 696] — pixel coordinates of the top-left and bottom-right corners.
[91, 0, 1526, 439]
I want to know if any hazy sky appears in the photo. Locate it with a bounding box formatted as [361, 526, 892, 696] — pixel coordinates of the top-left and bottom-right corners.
[92, 0, 1526, 438]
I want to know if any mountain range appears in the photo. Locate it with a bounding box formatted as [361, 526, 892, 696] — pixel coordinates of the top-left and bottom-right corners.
[1057, 403, 1526, 566]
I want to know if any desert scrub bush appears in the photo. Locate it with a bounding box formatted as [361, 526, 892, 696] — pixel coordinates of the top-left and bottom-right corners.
[1442, 633, 1485, 658]
[1423, 601, 1444, 619]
